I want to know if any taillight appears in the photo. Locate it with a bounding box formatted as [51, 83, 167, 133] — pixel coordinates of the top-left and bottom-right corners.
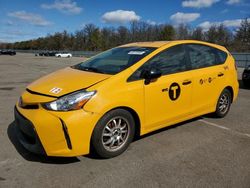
[234, 61, 237, 70]
[234, 62, 238, 70]
[229, 53, 237, 70]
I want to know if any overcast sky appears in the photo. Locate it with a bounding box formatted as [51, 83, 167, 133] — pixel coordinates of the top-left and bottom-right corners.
[0, 0, 249, 42]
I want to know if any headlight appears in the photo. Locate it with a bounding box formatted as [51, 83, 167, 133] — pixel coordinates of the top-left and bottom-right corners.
[42, 90, 96, 111]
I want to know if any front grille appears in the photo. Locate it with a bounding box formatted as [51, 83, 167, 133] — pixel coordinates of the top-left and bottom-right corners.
[19, 127, 36, 144]
[15, 109, 36, 143]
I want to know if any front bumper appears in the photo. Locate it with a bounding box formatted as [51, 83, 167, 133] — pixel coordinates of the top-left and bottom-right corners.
[14, 107, 46, 155]
[14, 101, 101, 157]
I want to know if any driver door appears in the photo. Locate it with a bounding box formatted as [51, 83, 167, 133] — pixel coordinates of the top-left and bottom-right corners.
[143, 45, 193, 130]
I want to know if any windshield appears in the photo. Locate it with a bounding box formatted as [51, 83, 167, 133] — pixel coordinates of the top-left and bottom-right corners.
[72, 47, 156, 75]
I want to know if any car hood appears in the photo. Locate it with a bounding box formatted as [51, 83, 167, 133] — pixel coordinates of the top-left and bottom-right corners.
[27, 67, 111, 97]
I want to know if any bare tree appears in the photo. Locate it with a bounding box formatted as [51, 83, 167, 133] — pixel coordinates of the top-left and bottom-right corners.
[159, 24, 175, 41]
[234, 18, 250, 52]
[175, 24, 190, 40]
[191, 27, 204, 40]
[0, 18, 249, 52]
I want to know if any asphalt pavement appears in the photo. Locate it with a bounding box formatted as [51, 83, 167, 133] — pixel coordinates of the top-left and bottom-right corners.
[0, 53, 249, 188]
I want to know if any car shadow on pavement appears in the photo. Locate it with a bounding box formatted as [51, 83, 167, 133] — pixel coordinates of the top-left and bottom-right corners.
[84, 117, 203, 160]
[7, 121, 80, 164]
[238, 80, 250, 90]
[7, 116, 208, 161]
[136, 117, 202, 141]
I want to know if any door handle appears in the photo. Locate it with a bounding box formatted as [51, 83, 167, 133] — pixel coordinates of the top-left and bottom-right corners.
[182, 80, 192, 85]
[218, 72, 224, 77]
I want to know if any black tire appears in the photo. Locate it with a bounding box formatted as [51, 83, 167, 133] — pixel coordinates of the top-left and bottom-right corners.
[242, 79, 250, 87]
[214, 89, 232, 118]
[58, 55, 61, 58]
[91, 109, 135, 158]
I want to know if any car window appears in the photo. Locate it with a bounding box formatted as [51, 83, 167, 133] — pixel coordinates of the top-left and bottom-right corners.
[146, 45, 187, 75]
[128, 45, 187, 81]
[73, 47, 156, 75]
[186, 44, 227, 69]
[215, 49, 227, 65]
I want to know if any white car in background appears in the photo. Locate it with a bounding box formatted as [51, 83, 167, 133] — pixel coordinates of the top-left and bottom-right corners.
[55, 52, 72, 58]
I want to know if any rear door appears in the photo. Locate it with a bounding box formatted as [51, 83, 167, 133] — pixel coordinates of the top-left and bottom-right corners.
[185, 44, 228, 114]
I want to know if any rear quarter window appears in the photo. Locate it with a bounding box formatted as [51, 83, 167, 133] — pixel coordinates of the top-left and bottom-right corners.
[215, 49, 227, 65]
[186, 44, 228, 69]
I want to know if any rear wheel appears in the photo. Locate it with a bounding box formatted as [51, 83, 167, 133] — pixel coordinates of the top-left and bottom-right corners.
[91, 109, 135, 158]
[214, 89, 232, 118]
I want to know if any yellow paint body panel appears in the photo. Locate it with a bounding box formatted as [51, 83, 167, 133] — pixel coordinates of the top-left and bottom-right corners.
[15, 40, 239, 156]
[28, 67, 110, 97]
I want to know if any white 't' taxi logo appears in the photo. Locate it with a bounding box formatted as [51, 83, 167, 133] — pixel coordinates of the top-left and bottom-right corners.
[50, 87, 62, 94]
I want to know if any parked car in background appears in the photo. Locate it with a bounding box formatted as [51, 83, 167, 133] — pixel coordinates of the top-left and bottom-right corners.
[44, 51, 57, 56]
[242, 65, 250, 87]
[48, 51, 57, 56]
[0, 50, 16, 55]
[55, 52, 72, 58]
[36, 51, 57, 57]
[38, 52, 46, 56]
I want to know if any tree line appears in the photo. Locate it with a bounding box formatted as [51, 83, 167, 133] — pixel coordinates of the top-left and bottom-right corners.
[1, 18, 250, 52]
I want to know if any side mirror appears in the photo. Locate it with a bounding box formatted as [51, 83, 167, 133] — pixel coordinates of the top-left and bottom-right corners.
[141, 67, 162, 84]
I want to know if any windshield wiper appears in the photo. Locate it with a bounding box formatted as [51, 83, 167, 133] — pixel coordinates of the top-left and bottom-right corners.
[80, 66, 105, 74]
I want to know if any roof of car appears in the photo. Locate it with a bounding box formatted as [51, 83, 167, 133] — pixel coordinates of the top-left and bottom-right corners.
[119, 40, 227, 51]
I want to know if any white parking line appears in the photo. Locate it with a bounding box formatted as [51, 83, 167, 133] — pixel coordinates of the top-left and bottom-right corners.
[198, 119, 250, 139]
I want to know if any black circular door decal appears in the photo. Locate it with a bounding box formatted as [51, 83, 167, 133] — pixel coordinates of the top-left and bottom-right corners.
[169, 82, 181, 101]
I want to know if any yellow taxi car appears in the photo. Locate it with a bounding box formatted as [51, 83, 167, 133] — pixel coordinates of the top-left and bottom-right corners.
[14, 40, 239, 158]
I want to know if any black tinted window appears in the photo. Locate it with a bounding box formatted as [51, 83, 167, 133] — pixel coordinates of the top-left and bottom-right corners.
[147, 45, 187, 75]
[128, 45, 187, 81]
[187, 44, 227, 69]
[216, 49, 227, 64]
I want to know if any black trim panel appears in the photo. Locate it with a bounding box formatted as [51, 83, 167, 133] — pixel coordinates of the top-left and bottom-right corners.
[26, 88, 58, 98]
[59, 119, 72, 150]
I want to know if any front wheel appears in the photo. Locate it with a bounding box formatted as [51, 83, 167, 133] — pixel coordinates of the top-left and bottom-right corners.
[214, 89, 232, 118]
[91, 109, 135, 158]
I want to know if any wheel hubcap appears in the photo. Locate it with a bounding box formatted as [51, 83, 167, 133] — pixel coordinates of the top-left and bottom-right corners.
[218, 94, 229, 114]
[102, 117, 130, 152]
